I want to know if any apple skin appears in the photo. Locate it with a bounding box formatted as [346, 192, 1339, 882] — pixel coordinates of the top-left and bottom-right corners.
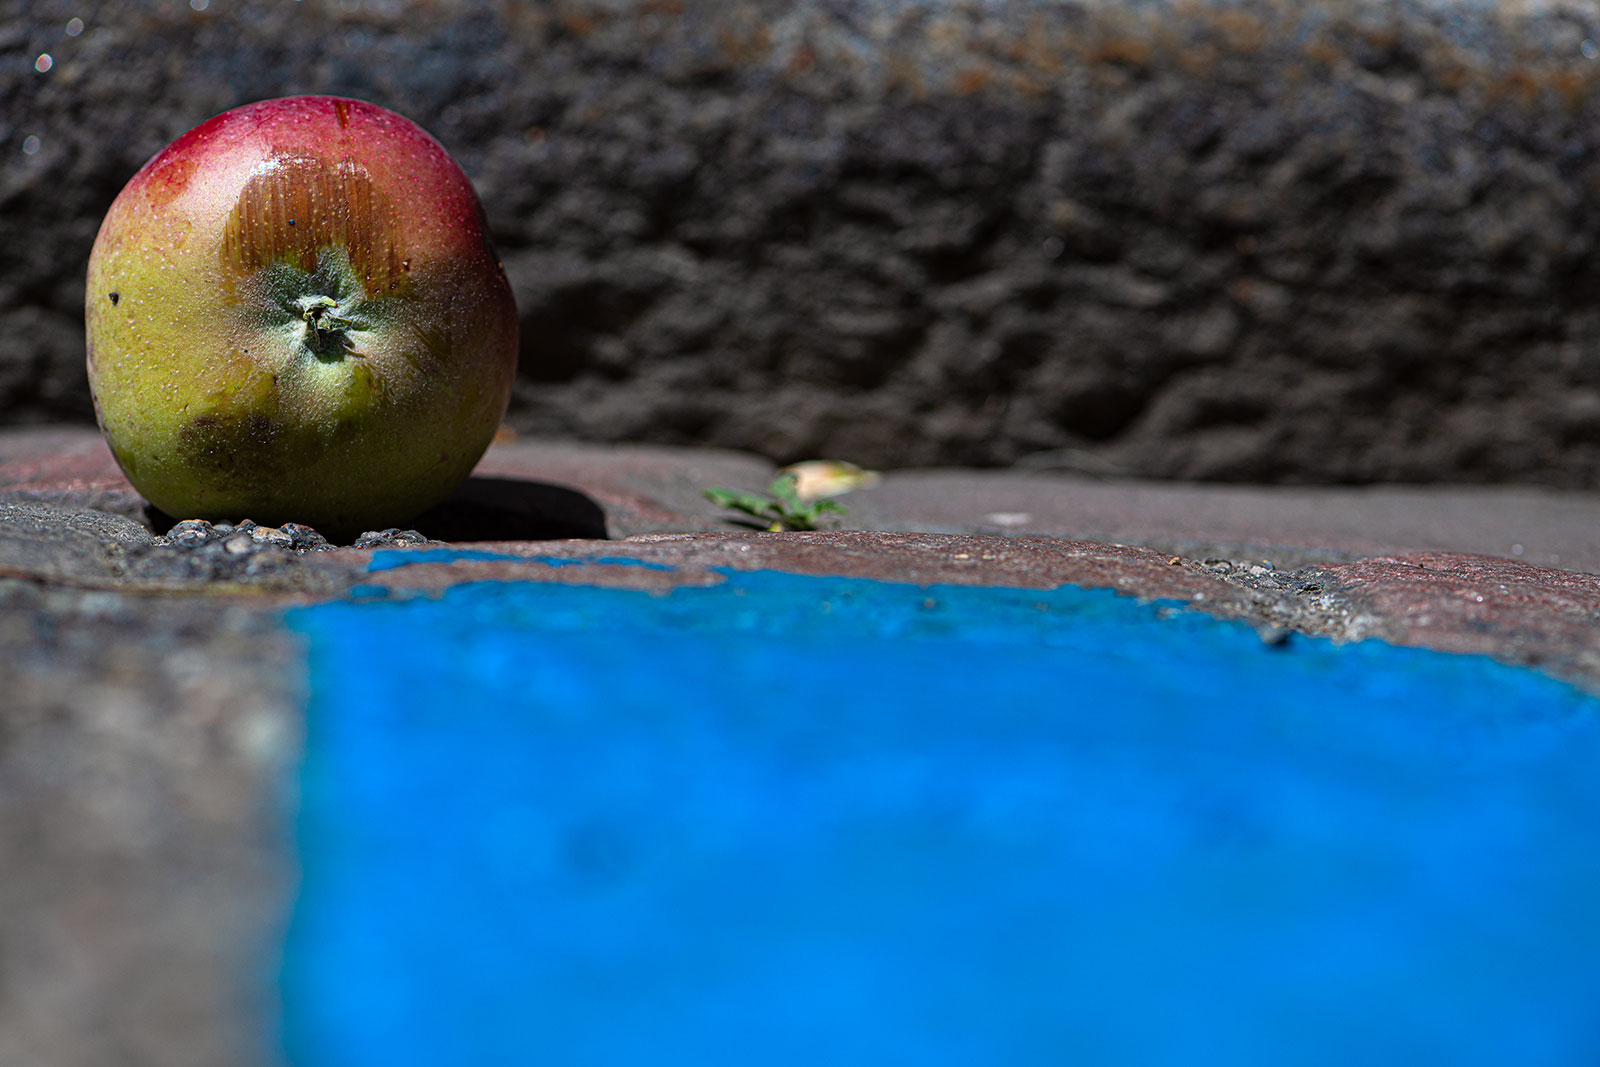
[85, 95, 518, 538]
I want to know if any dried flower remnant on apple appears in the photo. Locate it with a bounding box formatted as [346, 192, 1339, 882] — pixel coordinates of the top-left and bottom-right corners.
[85, 96, 518, 539]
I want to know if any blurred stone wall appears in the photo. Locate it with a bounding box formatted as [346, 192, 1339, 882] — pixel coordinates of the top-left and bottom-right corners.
[7, 0, 1600, 483]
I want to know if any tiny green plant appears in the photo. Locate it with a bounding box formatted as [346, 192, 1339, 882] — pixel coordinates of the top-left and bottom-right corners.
[703, 473, 847, 532]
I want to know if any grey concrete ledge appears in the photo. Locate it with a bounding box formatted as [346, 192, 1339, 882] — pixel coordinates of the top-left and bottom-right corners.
[9, 0, 1600, 486]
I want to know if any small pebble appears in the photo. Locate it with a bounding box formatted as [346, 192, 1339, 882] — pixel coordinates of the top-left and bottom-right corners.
[353, 528, 430, 548]
[222, 533, 254, 555]
[281, 522, 330, 549]
[1257, 625, 1293, 648]
[166, 519, 217, 545]
[249, 525, 294, 546]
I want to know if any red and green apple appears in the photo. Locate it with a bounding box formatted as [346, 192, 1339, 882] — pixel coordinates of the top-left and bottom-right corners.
[85, 95, 518, 538]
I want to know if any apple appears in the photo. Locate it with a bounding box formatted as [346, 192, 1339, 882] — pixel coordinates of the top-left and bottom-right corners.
[85, 95, 518, 538]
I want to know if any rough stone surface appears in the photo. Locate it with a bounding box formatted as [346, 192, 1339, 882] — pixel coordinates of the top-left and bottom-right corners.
[8, 425, 1600, 688]
[0, 578, 302, 1067]
[11, 426, 1600, 570]
[843, 469, 1600, 571]
[1308, 551, 1600, 673]
[0, 498, 154, 581]
[10, 0, 1600, 483]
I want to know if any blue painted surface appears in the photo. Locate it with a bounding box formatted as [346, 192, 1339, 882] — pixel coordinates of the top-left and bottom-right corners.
[283, 568, 1600, 1066]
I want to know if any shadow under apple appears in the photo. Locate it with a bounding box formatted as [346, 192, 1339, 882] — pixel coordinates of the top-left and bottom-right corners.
[411, 477, 608, 542]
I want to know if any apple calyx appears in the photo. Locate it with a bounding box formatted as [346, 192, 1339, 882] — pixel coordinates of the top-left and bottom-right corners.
[297, 293, 363, 361]
[293, 292, 365, 362]
[255, 249, 374, 364]
[301, 295, 353, 336]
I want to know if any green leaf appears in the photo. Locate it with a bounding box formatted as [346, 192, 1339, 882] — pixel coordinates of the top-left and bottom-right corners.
[768, 472, 803, 512]
[703, 487, 772, 517]
[704, 473, 851, 531]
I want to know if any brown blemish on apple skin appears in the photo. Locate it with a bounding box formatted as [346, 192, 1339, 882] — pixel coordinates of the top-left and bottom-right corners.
[178, 393, 380, 493]
[178, 411, 291, 484]
[220, 151, 407, 296]
[108, 292, 119, 305]
[175, 407, 364, 509]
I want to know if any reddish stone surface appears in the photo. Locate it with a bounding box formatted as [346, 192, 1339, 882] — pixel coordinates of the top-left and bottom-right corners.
[0, 427, 130, 491]
[1312, 553, 1600, 680]
[10, 427, 1600, 571]
[5, 425, 1600, 690]
[350, 532, 1253, 603]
